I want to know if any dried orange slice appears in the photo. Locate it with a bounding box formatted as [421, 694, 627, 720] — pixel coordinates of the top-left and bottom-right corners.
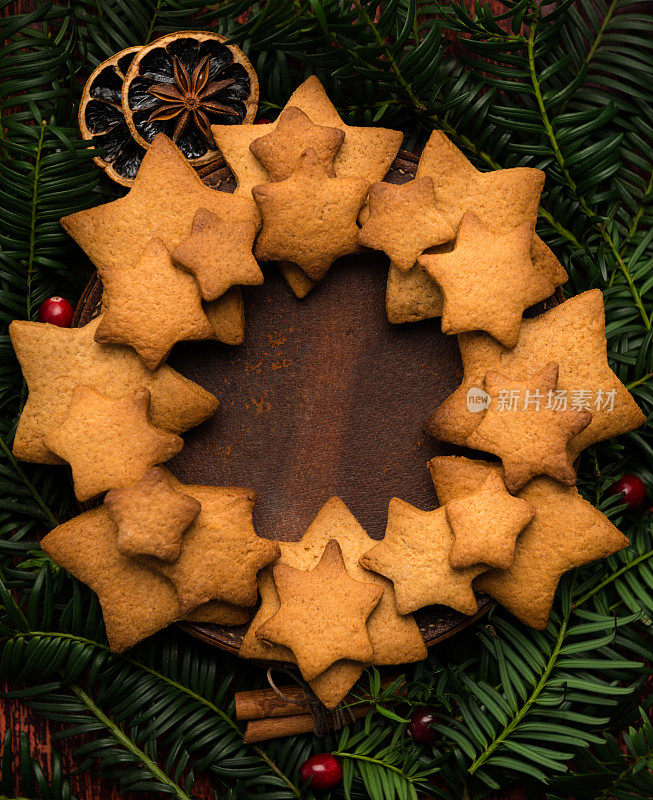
[78, 46, 146, 187]
[121, 31, 258, 167]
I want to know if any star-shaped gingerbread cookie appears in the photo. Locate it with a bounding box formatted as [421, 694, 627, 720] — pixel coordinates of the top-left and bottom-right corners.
[240, 497, 427, 663]
[45, 386, 183, 501]
[95, 238, 214, 369]
[358, 178, 454, 272]
[445, 473, 534, 569]
[257, 539, 383, 682]
[143, 478, 279, 612]
[41, 506, 183, 652]
[420, 212, 555, 347]
[240, 569, 366, 710]
[104, 467, 200, 562]
[60, 134, 259, 276]
[171, 209, 263, 302]
[385, 130, 568, 324]
[427, 291, 645, 457]
[212, 76, 403, 198]
[239, 497, 426, 709]
[360, 499, 485, 616]
[429, 456, 629, 629]
[252, 149, 369, 281]
[466, 363, 591, 491]
[417, 130, 566, 286]
[249, 106, 345, 181]
[10, 316, 218, 465]
[41, 506, 251, 652]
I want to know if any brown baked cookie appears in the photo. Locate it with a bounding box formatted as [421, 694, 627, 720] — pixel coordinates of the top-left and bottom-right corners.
[360, 500, 485, 616]
[257, 540, 383, 682]
[358, 178, 454, 272]
[212, 76, 402, 199]
[240, 497, 427, 665]
[445, 473, 534, 569]
[105, 467, 200, 562]
[41, 506, 182, 652]
[45, 386, 182, 502]
[144, 479, 279, 612]
[60, 134, 259, 275]
[184, 601, 251, 626]
[9, 316, 218, 465]
[95, 238, 214, 370]
[249, 106, 345, 181]
[466, 363, 592, 491]
[239, 568, 366, 710]
[429, 456, 629, 629]
[41, 506, 250, 653]
[426, 291, 646, 458]
[386, 129, 567, 323]
[252, 149, 369, 281]
[171, 209, 263, 302]
[385, 262, 443, 324]
[204, 287, 246, 345]
[419, 212, 555, 347]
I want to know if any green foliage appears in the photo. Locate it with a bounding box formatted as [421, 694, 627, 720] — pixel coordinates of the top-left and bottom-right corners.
[1, 728, 77, 800]
[0, 1, 652, 799]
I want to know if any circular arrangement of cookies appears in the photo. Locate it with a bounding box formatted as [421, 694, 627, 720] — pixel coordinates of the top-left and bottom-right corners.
[11, 34, 644, 711]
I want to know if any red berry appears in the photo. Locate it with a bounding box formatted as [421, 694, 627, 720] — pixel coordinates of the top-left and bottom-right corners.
[255, 117, 272, 124]
[608, 474, 647, 510]
[38, 296, 74, 327]
[299, 753, 342, 792]
[407, 707, 439, 743]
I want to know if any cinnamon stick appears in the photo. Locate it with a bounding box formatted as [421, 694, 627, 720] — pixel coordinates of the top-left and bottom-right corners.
[236, 685, 309, 720]
[235, 672, 402, 722]
[243, 705, 371, 743]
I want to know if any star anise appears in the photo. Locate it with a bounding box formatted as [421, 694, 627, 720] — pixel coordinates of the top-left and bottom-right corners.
[146, 55, 237, 146]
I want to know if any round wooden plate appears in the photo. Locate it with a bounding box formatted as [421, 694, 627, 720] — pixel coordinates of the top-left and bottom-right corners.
[74, 151, 505, 656]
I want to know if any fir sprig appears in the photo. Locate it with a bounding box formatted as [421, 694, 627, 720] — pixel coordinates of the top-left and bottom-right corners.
[1, 1, 652, 799]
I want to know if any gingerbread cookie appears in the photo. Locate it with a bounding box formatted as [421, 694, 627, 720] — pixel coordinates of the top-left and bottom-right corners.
[358, 178, 454, 272]
[95, 238, 214, 369]
[249, 106, 345, 181]
[41, 506, 249, 652]
[171, 209, 263, 302]
[385, 262, 444, 324]
[10, 316, 218, 465]
[105, 467, 200, 562]
[204, 287, 246, 345]
[360, 500, 485, 616]
[60, 134, 259, 276]
[212, 76, 403, 199]
[239, 569, 366, 710]
[257, 540, 383, 682]
[466, 363, 592, 491]
[240, 497, 426, 709]
[445, 473, 534, 569]
[45, 386, 183, 502]
[41, 506, 182, 652]
[184, 601, 251, 626]
[143, 479, 279, 612]
[426, 291, 644, 457]
[386, 129, 568, 323]
[419, 212, 555, 347]
[252, 149, 369, 281]
[240, 497, 427, 665]
[429, 456, 628, 629]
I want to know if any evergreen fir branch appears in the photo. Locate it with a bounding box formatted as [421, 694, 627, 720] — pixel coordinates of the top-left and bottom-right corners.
[0, 729, 77, 800]
[0, 1, 652, 797]
[0, 566, 302, 798]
